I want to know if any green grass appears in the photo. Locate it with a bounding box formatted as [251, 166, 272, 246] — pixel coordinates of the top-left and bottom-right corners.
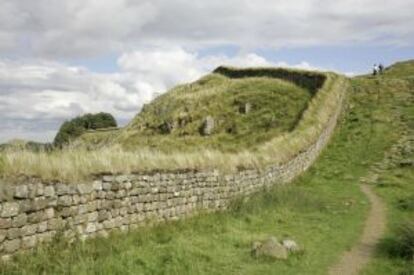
[359, 76, 414, 275]
[114, 74, 312, 152]
[2, 67, 407, 274]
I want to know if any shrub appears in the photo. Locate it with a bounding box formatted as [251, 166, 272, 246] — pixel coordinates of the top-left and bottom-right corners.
[380, 220, 414, 260]
[54, 112, 117, 147]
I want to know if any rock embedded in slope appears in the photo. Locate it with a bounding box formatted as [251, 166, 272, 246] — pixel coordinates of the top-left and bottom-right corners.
[251, 236, 288, 260]
[201, 116, 215, 136]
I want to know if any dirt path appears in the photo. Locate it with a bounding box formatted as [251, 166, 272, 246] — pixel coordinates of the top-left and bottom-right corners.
[328, 184, 386, 275]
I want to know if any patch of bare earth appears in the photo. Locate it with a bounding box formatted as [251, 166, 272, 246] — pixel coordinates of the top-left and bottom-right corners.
[328, 184, 386, 275]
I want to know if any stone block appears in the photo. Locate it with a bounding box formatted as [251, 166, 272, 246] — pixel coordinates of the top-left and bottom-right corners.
[77, 183, 94, 195]
[57, 195, 72, 206]
[44, 186, 55, 197]
[1, 202, 19, 218]
[22, 235, 37, 249]
[21, 224, 37, 236]
[6, 228, 21, 239]
[3, 239, 21, 253]
[12, 213, 27, 227]
[14, 185, 29, 199]
[0, 218, 11, 229]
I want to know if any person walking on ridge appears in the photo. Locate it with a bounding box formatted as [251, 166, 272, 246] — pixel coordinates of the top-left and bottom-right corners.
[373, 64, 378, 76]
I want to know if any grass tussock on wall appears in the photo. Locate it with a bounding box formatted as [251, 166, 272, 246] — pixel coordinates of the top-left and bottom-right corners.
[0, 68, 348, 182]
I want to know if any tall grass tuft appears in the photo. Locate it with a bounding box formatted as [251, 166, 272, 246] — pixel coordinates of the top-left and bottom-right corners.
[380, 220, 414, 260]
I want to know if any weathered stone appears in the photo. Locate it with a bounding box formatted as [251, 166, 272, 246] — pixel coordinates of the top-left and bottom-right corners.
[1, 202, 19, 218]
[12, 213, 27, 227]
[27, 212, 44, 223]
[87, 212, 99, 222]
[102, 175, 114, 182]
[32, 197, 48, 211]
[0, 229, 6, 242]
[55, 184, 70, 195]
[252, 237, 288, 260]
[57, 195, 72, 207]
[98, 210, 110, 222]
[44, 208, 54, 219]
[282, 239, 300, 253]
[35, 183, 44, 196]
[14, 185, 29, 199]
[44, 186, 55, 197]
[22, 235, 37, 249]
[239, 102, 252, 114]
[85, 223, 96, 233]
[0, 218, 11, 229]
[93, 181, 103, 191]
[0, 186, 14, 202]
[200, 116, 214, 136]
[38, 221, 48, 233]
[21, 224, 38, 236]
[3, 239, 21, 253]
[77, 183, 94, 195]
[7, 228, 21, 239]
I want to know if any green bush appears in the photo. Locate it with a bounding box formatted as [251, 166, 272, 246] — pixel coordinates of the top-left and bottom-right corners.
[54, 112, 117, 147]
[381, 220, 414, 260]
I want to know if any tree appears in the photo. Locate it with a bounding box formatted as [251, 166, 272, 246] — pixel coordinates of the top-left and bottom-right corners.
[53, 112, 117, 147]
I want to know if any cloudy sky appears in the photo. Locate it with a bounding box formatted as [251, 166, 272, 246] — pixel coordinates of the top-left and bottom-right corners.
[1, 0, 413, 143]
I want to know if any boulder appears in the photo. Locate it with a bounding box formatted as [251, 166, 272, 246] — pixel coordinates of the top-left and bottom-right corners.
[251, 236, 288, 260]
[282, 239, 301, 253]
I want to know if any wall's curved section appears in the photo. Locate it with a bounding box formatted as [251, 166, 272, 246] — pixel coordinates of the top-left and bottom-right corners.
[0, 74, 348, 259]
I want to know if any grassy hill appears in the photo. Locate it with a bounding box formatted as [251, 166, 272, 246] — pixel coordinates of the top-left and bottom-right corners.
[78, 67, 325, 152]
[1, 67, 345, 181]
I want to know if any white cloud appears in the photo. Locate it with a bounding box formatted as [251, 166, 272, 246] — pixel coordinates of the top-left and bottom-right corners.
[0, 0, 413, 58]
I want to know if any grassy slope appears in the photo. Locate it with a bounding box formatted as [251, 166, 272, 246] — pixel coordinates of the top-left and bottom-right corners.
[1, 71, 343, 182]
[360, 67, 414, 274]
[1, 66, 406, 274]
[115, 74, 311, 152]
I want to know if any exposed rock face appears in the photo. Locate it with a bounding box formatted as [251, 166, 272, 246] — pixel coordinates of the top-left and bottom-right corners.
[201, 116, 215, 135]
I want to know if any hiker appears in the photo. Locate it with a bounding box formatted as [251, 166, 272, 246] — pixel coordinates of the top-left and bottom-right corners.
[373, 64, 378, 76]
[378, 63, 384, 74]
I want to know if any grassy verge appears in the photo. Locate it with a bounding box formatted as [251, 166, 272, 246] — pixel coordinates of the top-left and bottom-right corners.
[0, 73, 401, 274]
[360, 77, 414, 275]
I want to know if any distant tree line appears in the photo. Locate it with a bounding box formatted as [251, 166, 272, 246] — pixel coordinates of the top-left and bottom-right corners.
[53, 112, 117, 147]
[0, 113, 117, 151]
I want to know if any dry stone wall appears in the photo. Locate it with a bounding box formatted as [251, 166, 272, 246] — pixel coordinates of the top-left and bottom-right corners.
[0, 87, 345, 259]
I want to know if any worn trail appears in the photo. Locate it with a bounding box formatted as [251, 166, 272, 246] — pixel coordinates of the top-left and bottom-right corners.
[328, 184, 386, 275]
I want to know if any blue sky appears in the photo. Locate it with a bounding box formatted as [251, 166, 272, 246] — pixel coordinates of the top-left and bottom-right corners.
[73, 45, 414, 75]
[0, 0, 413, 142]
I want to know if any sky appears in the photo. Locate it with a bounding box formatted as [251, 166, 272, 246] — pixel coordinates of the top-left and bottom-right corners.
[1, 0, 413, 143]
